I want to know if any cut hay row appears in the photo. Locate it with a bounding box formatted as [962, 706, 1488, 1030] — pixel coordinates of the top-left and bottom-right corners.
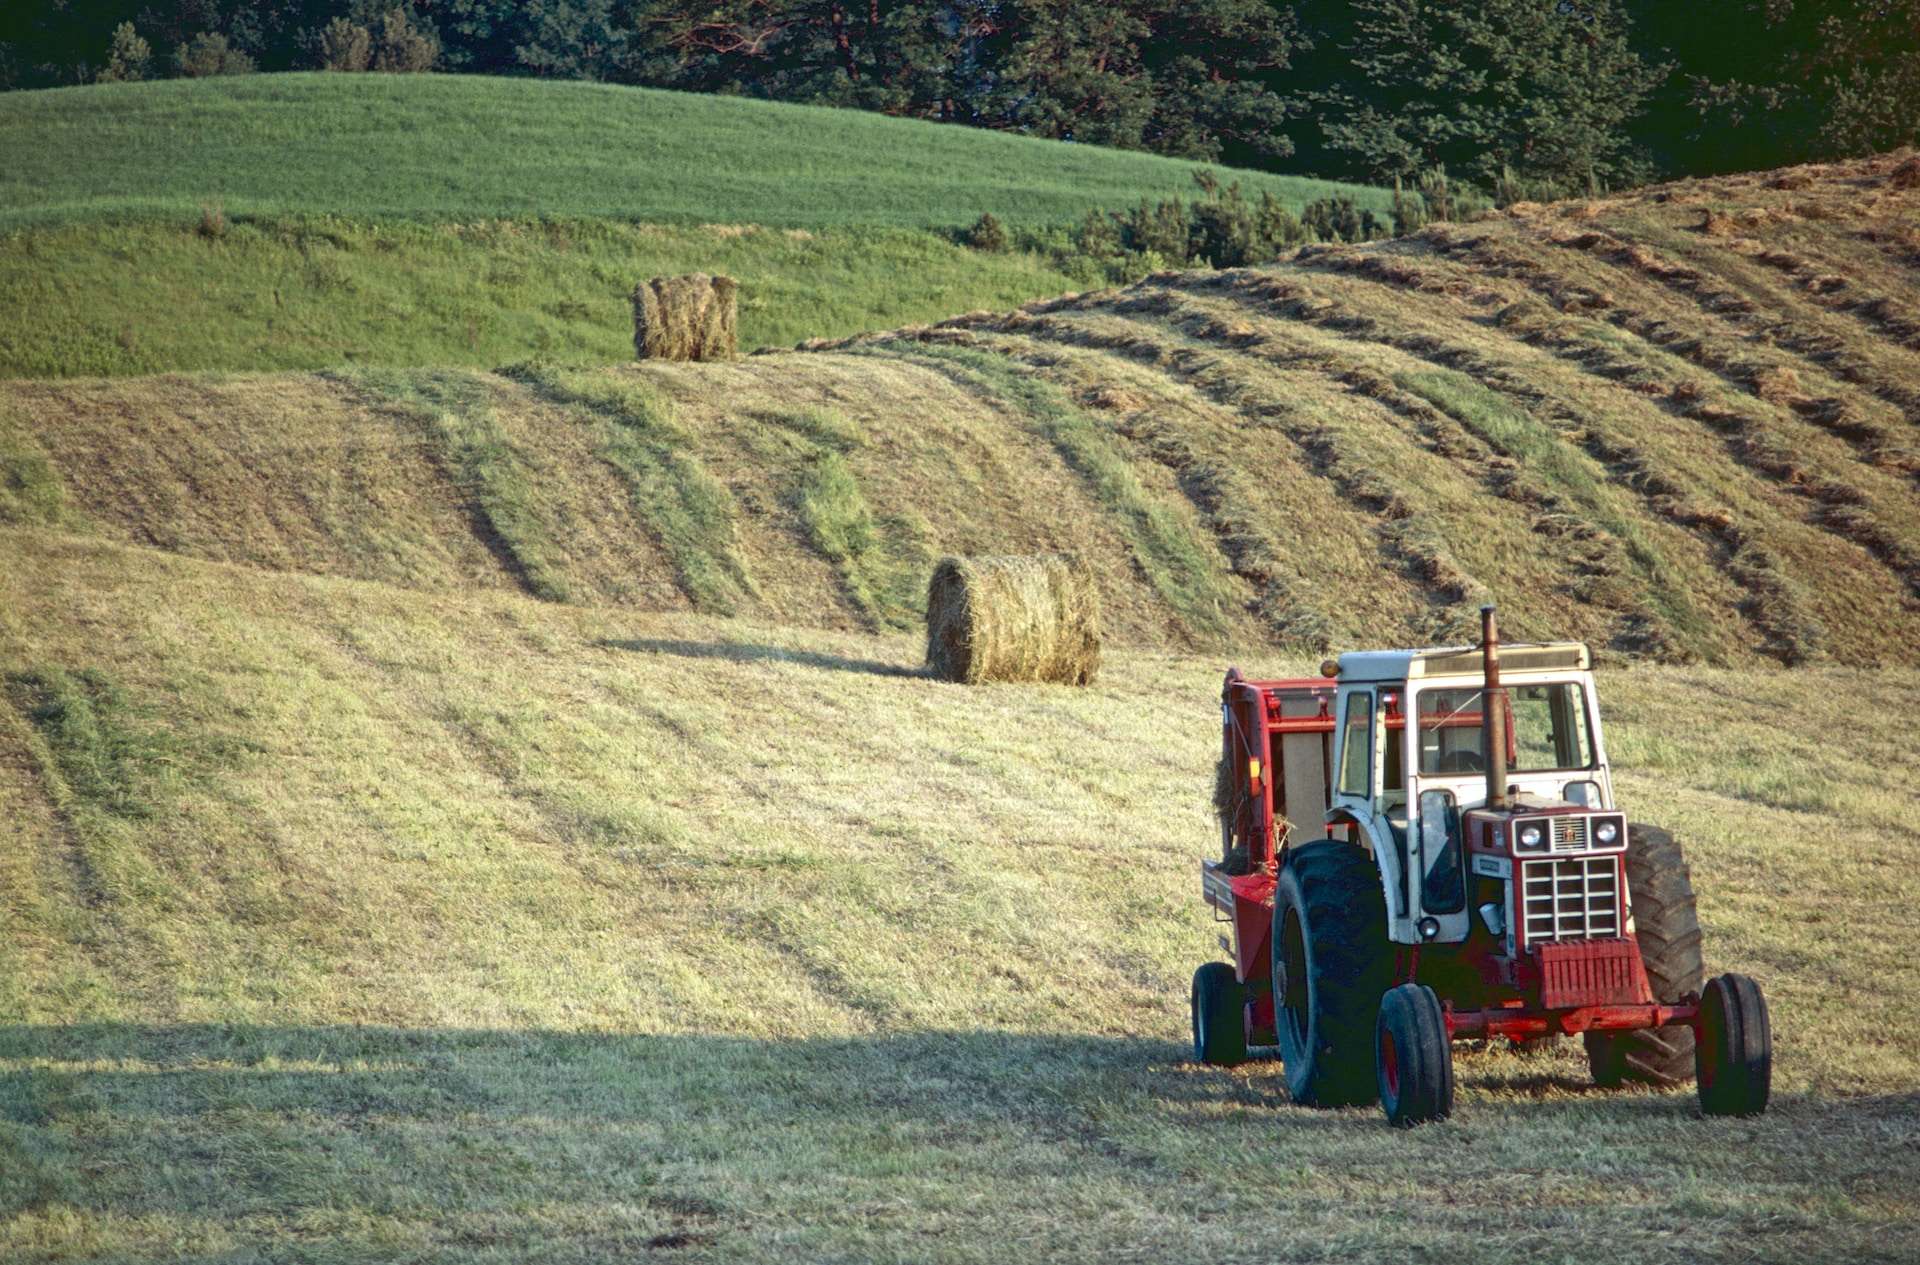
[984, 300, 1497, 644]
[923, 554, 1102, 685]
[1083, 256, 1820, 663]
[1111, 280, 1650, 635]
[1428, 220, 1920, 542]
[912, 320, 1353, 649]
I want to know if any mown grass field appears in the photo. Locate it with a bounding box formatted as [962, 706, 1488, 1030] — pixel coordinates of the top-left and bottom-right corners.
[0, 74, 1388, 376]
[1, 525, 1916, 1263]
[8, 154, 1920, 666]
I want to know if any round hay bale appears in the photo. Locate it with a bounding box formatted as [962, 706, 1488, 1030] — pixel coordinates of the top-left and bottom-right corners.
[924, 554, 1101, 685]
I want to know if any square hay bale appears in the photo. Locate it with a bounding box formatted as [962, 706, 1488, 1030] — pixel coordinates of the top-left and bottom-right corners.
[924, 554, 1101, 685]
[633, 273, 739, 361]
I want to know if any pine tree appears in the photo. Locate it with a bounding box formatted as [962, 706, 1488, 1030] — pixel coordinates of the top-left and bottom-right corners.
[97, 21, 152, 83]
[1300, 0, 1661, 191]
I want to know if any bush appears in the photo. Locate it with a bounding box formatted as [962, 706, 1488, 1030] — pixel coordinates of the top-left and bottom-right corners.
[97, 22, 152, 83]
[319, 17, 373, 72]
[1391, 176, 1428, 235]
[1415, 165, 1494, 223]
[373, 9, 438, 74]
[174, 32, 255, 78]
[197, 201, 228, 239]
[1127, 197, 1190, 261]
[964, 211, 1007, 253]
[1302, 196, 1386, 244]
[1186, 176, 1310, 266]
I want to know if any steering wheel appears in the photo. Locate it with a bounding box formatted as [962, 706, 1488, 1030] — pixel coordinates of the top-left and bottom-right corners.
[1437, 749, 1485, 773]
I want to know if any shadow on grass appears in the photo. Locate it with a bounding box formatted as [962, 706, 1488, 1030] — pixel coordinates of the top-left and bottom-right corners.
[600, 636, 927, 679]
[3, 1023, 1908, 1258]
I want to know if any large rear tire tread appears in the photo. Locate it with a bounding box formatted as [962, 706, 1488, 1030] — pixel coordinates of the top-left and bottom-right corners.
[1273, 840, 1392, 1108]
[1586, 823, 1704, 1087]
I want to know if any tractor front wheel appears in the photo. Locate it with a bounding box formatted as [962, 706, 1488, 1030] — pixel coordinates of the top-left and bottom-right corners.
[1376, 983, 1455, 1127]
[1696, 973, 1772, 1117]
[1272, 840, 1392, 1107]
[1190, 961, 1249, 1067]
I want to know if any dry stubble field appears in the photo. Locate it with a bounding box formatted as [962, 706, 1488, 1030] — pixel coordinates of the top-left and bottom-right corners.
[1, 526, 1916, 1263]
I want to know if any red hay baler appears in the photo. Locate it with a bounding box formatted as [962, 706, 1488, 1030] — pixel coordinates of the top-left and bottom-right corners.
[1190, 606, 1771, 1125]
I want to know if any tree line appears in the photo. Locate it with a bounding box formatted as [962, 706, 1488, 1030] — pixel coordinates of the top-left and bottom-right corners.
[4, 2, 1915, 192]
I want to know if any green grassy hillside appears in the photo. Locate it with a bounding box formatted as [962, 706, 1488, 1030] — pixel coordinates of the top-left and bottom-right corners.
[2, 524, 1916, 1262]
[0, 74, 1389, 376]
[0, 75, 1386, 231]
[0, 217, 1085, 377]
[8, 154, 1920, 666]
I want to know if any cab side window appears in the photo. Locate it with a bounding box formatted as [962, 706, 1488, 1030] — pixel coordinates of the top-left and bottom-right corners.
[1338, 692, 1373, 798]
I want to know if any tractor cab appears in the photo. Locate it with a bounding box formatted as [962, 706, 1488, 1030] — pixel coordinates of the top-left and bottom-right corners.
[1329, 632, 1617, 949]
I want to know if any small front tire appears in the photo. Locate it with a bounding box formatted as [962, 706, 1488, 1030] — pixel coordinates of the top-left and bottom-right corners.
[1191, 961, 1249, 1067]
[1376, 983, 1455, 1127]
[1696, 973, 1771, 1117]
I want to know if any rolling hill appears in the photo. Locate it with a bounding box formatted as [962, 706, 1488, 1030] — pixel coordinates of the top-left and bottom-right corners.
[8, 152, 1920, 665]
[4, 104, 1920, 1261]
[0, 74, 1388, 377]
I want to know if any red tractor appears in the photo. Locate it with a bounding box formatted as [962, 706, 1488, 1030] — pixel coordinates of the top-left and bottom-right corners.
[1190, 607, 1771, 1125]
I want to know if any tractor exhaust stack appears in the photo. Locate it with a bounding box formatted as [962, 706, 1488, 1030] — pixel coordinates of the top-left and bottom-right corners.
[1481, 604, 1508, 811]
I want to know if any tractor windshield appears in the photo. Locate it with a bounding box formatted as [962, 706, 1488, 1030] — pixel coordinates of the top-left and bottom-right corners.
[1417, 683, 1594, 774]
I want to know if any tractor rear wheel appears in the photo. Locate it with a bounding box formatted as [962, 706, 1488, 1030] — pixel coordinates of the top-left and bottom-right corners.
[1585, 823, 1704, 1087]
[1272, 840, 1392, 1107]
[1696, 973, 1772, 1116]
[1376, 983, 1455, 1127]
[1190, 961, 1249, 1067]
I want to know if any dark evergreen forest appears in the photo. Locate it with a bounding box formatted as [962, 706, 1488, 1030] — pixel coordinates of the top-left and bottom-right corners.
[5, 2, 1913, 190]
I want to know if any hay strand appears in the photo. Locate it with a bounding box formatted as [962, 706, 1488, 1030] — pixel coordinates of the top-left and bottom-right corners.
[924, 554, 1101, 685]
[632, 273, 739, 361]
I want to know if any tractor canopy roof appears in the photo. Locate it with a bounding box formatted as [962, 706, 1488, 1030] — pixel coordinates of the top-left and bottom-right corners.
[1337, 641, 1590, 684]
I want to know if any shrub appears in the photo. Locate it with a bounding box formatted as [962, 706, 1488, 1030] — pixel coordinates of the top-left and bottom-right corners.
[1416, 165, 1495, 223]
[1302, 196, 1386, 244]
[964, 211, 1007, 253]
[1127, 197, 1190, 262]
[97, 22, 152, 83]
[319, 17, 373, 72]
[373, 9, 438, 74]
[1391, 176, 1428, 235]
[1186, 177, 1310, 266]
[174, 32, 255, 78]
[197, 201, 227, 239]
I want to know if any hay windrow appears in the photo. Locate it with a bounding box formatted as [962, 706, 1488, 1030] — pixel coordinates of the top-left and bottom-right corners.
[632, 273, 739, 361]
[924, 554, 1101, 685]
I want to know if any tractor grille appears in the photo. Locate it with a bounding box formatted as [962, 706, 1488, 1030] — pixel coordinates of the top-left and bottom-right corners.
[1550, 816, 1590, 853]
[1522, 857, 1622, 944]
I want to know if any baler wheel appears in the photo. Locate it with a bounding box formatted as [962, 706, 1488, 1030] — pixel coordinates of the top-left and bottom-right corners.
[1696, 973, 1772, 1117]
[1585, 823, 1705, 1087]
[1271, 840, 1392, 1107]
[1376, 983, 1455, 1127]
[1190, 961, 1249, 1067]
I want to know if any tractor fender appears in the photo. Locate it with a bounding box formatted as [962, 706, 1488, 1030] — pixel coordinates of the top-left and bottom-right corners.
[1325, 807, 1408, 931]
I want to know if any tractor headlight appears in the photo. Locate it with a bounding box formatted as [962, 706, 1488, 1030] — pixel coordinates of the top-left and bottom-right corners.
[1517, 824, 1545, 851]
[1595, 820, 1619, 845]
